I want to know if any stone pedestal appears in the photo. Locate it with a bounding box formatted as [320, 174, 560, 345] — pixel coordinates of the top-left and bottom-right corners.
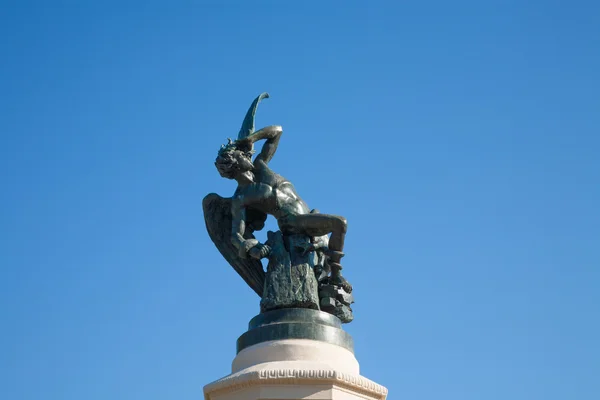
[204, 309, 387, 400]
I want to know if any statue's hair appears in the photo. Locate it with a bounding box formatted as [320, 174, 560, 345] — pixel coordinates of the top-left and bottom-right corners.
[215, 146, 239, 179]
[217, 138, 237, 157]
[214, 139, 253, 179]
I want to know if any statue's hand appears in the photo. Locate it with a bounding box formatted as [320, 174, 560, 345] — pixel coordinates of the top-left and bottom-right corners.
[249, 243, 272, 260]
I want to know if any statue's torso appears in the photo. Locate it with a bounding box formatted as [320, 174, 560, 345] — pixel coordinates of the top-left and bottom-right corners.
[234, 161, 309, 218]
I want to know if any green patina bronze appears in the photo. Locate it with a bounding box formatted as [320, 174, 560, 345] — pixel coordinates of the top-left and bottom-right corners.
[203, 93, 354, 323]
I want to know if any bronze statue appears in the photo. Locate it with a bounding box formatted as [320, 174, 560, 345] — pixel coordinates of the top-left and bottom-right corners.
[203, 93, 353, 322]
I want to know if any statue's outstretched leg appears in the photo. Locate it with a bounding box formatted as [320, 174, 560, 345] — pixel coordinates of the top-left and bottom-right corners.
[280, 213, 352, 292]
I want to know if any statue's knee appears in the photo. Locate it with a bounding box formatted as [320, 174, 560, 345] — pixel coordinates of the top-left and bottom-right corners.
[335, 216, 347, 234]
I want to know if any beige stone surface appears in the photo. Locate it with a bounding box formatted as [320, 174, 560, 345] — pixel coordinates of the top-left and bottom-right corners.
[204, 339, 387, 400]
[232, 339, 360, 375]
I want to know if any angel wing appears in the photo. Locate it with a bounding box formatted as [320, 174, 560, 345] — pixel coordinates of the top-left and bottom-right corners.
[202, 193, 265, 296]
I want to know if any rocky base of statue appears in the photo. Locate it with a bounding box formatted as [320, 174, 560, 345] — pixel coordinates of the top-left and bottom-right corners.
[260, 231, 320, 312]
[204, 308, 387, 400]
[259, 230, 354, 323]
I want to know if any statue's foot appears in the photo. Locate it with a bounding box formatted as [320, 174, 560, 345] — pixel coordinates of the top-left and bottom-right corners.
[330, 274, 353, 293]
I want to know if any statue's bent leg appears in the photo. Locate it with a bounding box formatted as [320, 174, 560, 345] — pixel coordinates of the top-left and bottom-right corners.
[289, 213, 346, 250]
[282, 214, 351, 291]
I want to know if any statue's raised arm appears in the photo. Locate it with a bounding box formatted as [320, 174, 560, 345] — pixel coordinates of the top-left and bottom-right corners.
[238, 125, 282, 165]
[229, 93, 283, 165]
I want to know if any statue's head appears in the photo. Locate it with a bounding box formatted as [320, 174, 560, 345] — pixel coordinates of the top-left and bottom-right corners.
[214, 139, 254, 180]
[214, 93, 269, 180]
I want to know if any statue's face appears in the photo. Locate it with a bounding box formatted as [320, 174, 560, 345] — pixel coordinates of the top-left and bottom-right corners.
[232, 150, 254, 172]
[215, 148, 253, 180]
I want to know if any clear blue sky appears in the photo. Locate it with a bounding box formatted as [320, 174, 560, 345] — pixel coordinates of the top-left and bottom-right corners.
[1, 2, 598, 399]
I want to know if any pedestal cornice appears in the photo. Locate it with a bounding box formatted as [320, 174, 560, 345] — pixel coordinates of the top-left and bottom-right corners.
[204, 367, 388, 400]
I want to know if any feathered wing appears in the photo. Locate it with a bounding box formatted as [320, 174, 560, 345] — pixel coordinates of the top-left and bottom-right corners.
[202, 193, 265, 297]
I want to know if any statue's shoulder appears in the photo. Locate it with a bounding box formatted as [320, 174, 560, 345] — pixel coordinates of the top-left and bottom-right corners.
[255, 159, 284, 185]
[254, 158, 269, 170]
[254, 159, 274, 177]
